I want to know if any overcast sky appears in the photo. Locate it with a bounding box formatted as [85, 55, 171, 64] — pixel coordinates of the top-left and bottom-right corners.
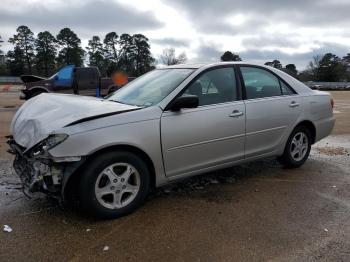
[1, 0, 350, 69]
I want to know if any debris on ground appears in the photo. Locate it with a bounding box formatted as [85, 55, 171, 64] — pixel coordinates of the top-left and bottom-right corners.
[157, 167, 240, 196]
[324, 228, 329, 232]
[103, 246, 109, 251]
[316, 146, 348, 156]
[86, 229, 91, 232]
[3, 225, 13, 232]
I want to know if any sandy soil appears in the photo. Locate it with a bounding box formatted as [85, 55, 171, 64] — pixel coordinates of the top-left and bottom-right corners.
[329, 91, 350, 134]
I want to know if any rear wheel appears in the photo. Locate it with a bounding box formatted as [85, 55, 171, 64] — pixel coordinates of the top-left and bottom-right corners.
[79, 151, 150, 219]
[278, 126, 311, 168]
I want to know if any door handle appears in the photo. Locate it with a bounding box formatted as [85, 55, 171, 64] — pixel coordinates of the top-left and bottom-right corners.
[229, 110, 244, 117]
[289, 101, 300, 108]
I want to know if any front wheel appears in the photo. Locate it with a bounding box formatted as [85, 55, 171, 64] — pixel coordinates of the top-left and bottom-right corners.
[278, 126, 311, 168]
[79, 151, 150, 219]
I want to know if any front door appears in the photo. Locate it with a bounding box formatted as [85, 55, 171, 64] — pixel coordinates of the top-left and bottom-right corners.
[239, 66, 302, 158]
[161, 66, 246, 177]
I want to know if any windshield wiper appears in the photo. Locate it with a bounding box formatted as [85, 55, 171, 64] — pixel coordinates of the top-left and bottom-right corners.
[108, 99, 143, 107]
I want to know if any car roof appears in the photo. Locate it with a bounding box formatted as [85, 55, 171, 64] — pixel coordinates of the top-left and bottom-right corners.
[164, 62, 264, 69]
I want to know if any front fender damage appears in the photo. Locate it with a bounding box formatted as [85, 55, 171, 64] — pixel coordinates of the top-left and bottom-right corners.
[7, 137, 85, 200]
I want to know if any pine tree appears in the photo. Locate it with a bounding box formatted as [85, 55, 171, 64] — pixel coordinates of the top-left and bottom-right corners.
[8, 25, 35, 74]
[35, 31, 57, 76]
[56, 28, 85, 67]
[87, 36, 105, 74]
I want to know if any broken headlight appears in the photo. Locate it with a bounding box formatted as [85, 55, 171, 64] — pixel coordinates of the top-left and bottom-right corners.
[31, 134, 68, 157]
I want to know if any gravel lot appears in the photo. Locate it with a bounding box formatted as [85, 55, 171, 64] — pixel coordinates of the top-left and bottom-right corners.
[0, 90, 349, 261]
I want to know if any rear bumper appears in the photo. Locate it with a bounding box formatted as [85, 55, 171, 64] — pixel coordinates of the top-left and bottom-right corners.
[314, 116, 335, 142]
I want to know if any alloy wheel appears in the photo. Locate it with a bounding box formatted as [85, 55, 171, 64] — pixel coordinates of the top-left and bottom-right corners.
[290, 132, 309, 162]
[94, 163, 140, 209]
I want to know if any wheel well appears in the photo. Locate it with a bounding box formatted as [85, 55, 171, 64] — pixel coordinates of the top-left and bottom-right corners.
[29, 88, 47, 95]
[296, 120, 316, 144]
[63, 145, 156, 201]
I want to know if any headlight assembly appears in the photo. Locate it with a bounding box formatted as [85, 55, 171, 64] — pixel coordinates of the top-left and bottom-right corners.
[32, 134, 68, 157]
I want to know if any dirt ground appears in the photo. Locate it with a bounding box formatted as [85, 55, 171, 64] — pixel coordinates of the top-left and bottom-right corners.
[0, 91, 350, 261]
[328, 91, 350, 134]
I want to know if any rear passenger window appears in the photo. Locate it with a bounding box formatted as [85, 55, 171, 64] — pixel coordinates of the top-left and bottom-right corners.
[241, 67, 282, 99]
[182, 67, 237, 106]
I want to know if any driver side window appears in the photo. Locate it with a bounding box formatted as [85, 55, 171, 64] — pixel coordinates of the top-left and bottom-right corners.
[182, 67, 237, 106]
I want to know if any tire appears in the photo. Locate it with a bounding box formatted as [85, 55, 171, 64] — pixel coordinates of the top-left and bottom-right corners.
[79, 151, 150, 219]
[278, 125, 312, 168]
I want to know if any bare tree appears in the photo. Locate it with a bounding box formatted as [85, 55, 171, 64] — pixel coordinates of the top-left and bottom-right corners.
[160, 48, 187, 65]
[307, 55, 321, 74]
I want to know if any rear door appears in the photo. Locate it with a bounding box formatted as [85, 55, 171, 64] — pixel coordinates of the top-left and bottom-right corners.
[161, 66, 246, 177]
[75, 68, 100, 96]
[239, 66, 301, 158]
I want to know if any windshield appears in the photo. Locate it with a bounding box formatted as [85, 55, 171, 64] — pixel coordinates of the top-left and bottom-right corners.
[49, 73, 57, 79]
[106, 69, 194, 106]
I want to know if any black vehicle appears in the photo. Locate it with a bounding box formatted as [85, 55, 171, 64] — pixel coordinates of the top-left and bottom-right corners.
[20, 65, 135, 99]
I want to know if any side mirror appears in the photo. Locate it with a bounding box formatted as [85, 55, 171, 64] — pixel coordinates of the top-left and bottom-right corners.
[54, 75, 59, 81]
[167, 95, 199, 111]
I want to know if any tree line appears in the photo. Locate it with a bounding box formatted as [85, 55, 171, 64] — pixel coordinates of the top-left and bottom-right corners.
[220, 50, 350, 82]
[0, 25, 155, 77]
[1, 27, 350, 82]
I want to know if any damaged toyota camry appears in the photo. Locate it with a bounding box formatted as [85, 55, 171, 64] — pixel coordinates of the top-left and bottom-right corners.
[8, 62, 335, 219]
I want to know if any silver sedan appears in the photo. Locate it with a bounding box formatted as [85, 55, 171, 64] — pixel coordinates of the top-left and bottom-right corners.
[8, 62, 335, 218]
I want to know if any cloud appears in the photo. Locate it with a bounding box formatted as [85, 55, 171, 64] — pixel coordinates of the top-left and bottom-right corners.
[1, 0, 350, 70]
[159, 0, 350, 68]
[0, 0, 163, 37]
[194, 45, 223, 62]
[241, 36, 302, 49]
[162, 0, 350, 30]
[192, 42, 350, 69]
[151, 37, 189, 48]
[242, 42, 350, 69]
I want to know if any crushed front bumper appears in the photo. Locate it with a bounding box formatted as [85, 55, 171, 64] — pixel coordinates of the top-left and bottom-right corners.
[7, 138, 83, 198]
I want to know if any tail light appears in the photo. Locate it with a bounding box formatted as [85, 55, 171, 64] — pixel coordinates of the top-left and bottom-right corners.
[330, 97, 334, 108]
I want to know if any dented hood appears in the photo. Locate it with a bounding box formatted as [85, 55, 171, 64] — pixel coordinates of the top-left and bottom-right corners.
[11, 93, 139, 149]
